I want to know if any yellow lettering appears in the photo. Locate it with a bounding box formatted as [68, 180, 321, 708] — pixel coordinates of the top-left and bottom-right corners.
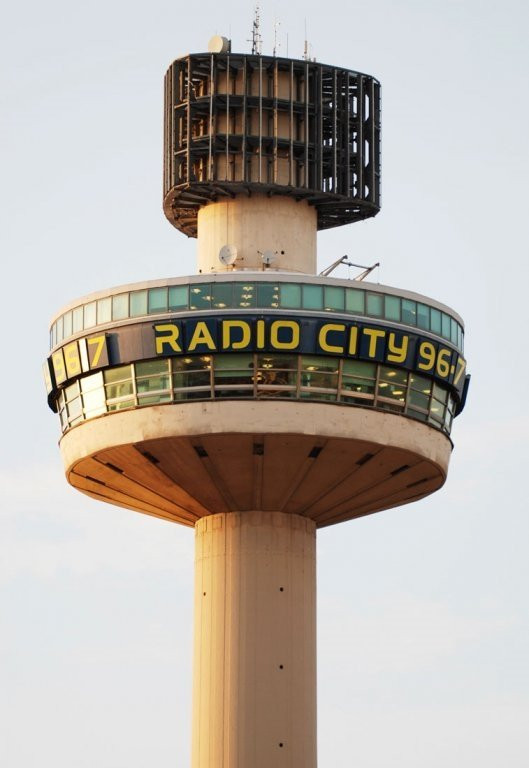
[270, 320, 300, 350]
[256, 319, 265, 349]
[454, 356, 466, 386]
[222, 320, 251, 350]
[188, 321, 216, 351]
[348, 326, 358, 355]
[436, 348, 451, 378]
[155, 324, 181, 354]
[417, 341, 436, 371]
[87, 335, 107, 367]
[363, 328, 386, 358]
[64, 341, 82, 377]
[387, 333, 409, 364]
[318, 323, 345, 354]
[52, 349, 66, 384]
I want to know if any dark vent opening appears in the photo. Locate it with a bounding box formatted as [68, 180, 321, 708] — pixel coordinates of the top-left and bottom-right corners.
[407, 477, 429, 489]
[356, 452, 375, 466]
[308, 446, 322, 459]
[105, 462, 124, 474]
[390, 464, 410, 477]
[194, 445, 208, 458]
[86, 475, 105, 486]
[253, 443, 264, 456]
[141, 451, 160, 465]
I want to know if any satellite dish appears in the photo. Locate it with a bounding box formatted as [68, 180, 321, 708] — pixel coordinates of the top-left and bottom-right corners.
[219, 244, 238, 266]
[261, 250, 277, 266]
[208, 35, 231, 54]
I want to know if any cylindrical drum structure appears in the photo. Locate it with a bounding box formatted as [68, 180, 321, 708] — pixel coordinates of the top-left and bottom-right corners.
[192, 511, 316, 768]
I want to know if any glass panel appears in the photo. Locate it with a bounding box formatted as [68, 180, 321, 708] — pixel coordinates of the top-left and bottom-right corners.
[280, 283, 301, 308]
[401, 299, 417, 326]
[130, 290, 148, 317]
[72, 306, 84, 333]
[324, 286, 345, 311]
[301, 357, 338, 388]
[429, 399, 445, 422]
[341, 377, 375, 395]
[342, 359, 376, 378]
[430, 308, 441, 334]
[378, 366, 408, 385]
[51, 323, 57, 348]
[366, 293, 383, 317]
[112, 293, 129, 320]
[104, 366, 132, 384]
[108, 400, 135, 411]
[63, 311, 73, 338]
[256, 355, 297, 370]
[408, 389, 429, 410]
[84, 301, 96, 329]
[457, 325, 463, 351]
[137, 393, 172, 405]
[169, 285, 189, 310]
[67, 397, 82, 420]
[432, 383, 447, 404]
[345, 288, 364, 314]
[82, 387, 106, 416]
[377, 382, 406, 402]
[173, 371, 211, 388]
[135, 359, 171, 393]
[148, 287, 168, 313]
[300, 390, 336, 401]
[409, 373, 431, 394]
[441, 313, 451, 339]
[97, 297, 111, 324]
[173, 356, 212, 371]
[80, 372, 103, 393]
[211, 283, 233, 309]
[385, 295, 400, 321]
[214, 354, 254, 385]
[302, 356, 339, 372]
[234, 283, 256, 308]
[56, 315, 64, 344]
[417, 303, 430, 330]
[451, 317, 458, 345]
[257, 283, 280, 308]
[65, 381, 79, 401]
[302, 284, 323, 310]
[105, 380, 134, 399]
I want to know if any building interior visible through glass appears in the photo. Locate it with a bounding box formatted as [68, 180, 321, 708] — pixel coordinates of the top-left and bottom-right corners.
[57, 354, 456, 436]
[50, 281, 465, 353]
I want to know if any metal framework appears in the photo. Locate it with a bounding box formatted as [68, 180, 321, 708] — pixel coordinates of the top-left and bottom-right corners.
[163, 53, 381, 236]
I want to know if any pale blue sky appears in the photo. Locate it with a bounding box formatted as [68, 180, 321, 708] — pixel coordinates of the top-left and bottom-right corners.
[1, 1, 528, 766]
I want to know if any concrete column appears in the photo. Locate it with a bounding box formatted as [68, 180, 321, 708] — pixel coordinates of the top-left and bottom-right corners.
[196, 195, 317, 274]
[192, 511, 317, 768]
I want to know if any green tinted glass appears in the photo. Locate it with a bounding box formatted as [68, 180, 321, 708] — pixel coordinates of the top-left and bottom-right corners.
[430, 308, 441, 334]
[402, 299, 417, 325]
[366, 293, 383, 317]
[112, 293, 129, 320]
[324, 286, 344, 311]
[130, 290, 148, 317]
[149, 287, 168, 313]
[234, 283, 256, 308]
[169, 284, 189, 310]
[385, 295, 400, 321]
[73, 306, 84, 332]
[441, 313, 451, 339]
[345, 288, 364, 313]
[417, 303, 429, 330]
[211, 283, 233, 309]
[258, 283, 280, 307]
[303, 284, 323, 310]
[97, 297, 111, 324]
[84, 302, 96, 328]
[280, 283, 301, 308]
[342, 359, 376, 377]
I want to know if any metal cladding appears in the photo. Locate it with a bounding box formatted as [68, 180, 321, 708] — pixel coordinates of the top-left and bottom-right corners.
[163, 53, 381, 236]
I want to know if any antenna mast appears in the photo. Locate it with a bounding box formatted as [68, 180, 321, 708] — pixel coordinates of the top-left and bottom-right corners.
[250, 5, 262, 55]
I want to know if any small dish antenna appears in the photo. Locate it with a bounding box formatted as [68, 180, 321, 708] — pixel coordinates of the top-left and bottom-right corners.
[218, 244, 238, 266]
[208, 35, 231, 54]
[261, 250, 277, 267]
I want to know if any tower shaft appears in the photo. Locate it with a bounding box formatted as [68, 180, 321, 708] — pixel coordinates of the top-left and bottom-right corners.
[192, 511, 316, 767]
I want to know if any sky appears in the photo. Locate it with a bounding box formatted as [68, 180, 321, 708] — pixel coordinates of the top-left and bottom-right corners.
[1, 0, 528, 765]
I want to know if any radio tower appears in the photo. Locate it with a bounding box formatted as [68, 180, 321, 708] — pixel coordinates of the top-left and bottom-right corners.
[45, 30, 470, 768]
